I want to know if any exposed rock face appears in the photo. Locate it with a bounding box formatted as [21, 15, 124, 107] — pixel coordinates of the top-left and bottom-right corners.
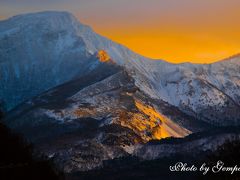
[119, 100, 190, 141]
[97, 50, 111, 62]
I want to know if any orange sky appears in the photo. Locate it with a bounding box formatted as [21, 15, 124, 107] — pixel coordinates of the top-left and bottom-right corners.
[92, 25, 240, 63]
[73, 0, 240, 63]
[1, 0, 240, 63]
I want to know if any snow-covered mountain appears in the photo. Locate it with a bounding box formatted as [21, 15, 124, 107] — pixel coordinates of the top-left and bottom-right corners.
[1, 11, 240, 172]
[145, 57, 240, 125]
[0, 11, 150, 111]
[5, 58, 194, 171]
[1, 11, 240, 125]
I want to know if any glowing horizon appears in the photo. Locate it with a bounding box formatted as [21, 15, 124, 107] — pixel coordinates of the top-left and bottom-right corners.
[1, 0, 240, 63]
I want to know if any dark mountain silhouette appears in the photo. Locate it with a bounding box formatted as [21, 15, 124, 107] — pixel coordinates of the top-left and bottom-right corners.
[0, 110, 63, 180]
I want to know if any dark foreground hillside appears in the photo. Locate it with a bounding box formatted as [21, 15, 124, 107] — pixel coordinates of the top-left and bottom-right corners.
[68, 137, 240, 180]
[1, 107, 240, 180]
[0, 110, 62, 180]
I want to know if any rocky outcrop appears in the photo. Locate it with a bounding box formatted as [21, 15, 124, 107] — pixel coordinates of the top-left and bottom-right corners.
[4, 61, 193, 172]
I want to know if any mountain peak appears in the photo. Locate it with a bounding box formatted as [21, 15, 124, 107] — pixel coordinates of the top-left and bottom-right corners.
[0, 11, 80, 32]
[7, 11, 74, 21]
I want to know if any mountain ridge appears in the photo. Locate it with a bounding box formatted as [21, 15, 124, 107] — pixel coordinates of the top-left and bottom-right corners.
[1, 10, 239, 124]
[1, 11, 239, 65]
[1, 10, 240, 124]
